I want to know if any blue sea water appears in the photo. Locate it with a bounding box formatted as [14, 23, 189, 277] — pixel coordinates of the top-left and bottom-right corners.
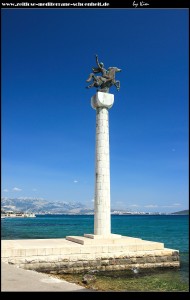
[1, 215, 189, 283]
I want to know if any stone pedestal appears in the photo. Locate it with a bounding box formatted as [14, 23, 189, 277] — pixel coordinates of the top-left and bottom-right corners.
[91, 92, 114, 236]
[2, 238, 180, 273]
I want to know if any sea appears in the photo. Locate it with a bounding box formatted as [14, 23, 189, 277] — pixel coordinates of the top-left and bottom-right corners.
[1, 215, 189, 291]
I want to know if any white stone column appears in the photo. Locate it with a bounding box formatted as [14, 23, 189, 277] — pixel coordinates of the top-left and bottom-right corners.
[91, 92, 114, 236]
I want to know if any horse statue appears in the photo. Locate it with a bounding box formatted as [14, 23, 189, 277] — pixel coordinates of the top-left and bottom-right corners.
[86, 55, 122, 93]
[86, 67, 121, 93]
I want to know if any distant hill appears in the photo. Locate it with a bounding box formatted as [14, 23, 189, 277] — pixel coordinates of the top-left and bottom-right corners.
[171, 210, 189, 215]
[1, 197, 93, 214]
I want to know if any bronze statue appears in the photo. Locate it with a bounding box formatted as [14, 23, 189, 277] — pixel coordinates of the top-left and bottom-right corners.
[86, 54, 121, 93]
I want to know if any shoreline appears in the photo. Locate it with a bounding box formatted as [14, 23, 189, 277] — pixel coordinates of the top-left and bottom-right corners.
[52, 268, 189, 292]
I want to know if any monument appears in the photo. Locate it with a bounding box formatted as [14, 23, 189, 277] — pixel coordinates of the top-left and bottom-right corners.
[68, 54, 123, 241]
[86, 55, 121, 237]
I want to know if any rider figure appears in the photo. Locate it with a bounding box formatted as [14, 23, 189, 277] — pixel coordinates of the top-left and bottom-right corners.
[86, 55, 121, 92]
[86, 54, 109, 83]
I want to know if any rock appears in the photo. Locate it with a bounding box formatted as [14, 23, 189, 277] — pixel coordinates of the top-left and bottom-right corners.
[82, 274, 96, 284]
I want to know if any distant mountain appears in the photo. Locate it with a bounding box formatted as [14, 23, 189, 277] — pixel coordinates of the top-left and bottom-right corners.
[171, 209, 189, 215]
[1, 197, 93, 214]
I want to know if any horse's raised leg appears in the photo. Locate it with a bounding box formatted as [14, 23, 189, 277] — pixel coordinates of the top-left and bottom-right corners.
[86, 73, 95, 82]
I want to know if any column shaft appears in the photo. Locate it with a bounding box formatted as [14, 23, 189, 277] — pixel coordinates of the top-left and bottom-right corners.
[94, 107, 111, 235]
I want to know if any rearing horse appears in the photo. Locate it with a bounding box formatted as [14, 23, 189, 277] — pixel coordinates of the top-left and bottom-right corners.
[86, 67, 121, 93]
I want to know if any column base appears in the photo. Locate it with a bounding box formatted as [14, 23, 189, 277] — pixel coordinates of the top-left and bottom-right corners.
[84, 234, 122, 239]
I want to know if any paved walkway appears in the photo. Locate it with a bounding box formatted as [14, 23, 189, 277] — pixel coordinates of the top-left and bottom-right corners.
[1, 262, 90, 292]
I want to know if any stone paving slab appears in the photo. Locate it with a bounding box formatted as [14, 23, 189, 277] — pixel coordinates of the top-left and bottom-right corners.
[1, 261, 90, 292]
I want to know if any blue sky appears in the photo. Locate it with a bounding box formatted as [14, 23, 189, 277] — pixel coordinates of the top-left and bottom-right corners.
[2, 8, 188, 213]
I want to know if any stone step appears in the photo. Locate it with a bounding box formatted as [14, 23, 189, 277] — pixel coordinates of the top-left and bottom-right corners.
[66, 235, 141, 245]
[84, 233, 122, 239]
[66, 235, 164, 250]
